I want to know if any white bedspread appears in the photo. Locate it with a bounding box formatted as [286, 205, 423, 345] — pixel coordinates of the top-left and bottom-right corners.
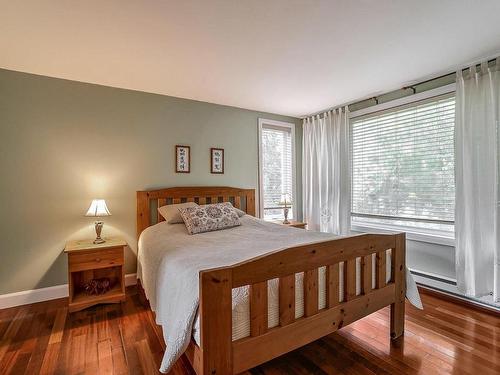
[137, 216, 422, 373]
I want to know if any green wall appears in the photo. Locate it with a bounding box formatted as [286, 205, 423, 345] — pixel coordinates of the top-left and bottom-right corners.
[0, 69, 302, 295]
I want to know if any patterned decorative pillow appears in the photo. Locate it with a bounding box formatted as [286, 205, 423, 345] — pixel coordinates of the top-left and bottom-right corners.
[179, 202, 241, 234]
[203, 201, 246, 217]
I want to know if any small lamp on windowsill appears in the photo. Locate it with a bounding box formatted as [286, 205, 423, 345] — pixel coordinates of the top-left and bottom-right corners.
[279, 194, 292, 225]
[85, 199, 111, 244]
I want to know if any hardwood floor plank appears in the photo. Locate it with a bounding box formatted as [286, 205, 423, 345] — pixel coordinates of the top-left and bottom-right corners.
[0, 285, 498, 374]
[303, 339, 377, 375]
[69, 333, 86, 375]
[48, 307, 67, 345]
[434, 306, 500, 332]
[98, 339, 114, 375]
[39, 342, 61, 375]
[7, 350, 31, 375]
[329, 330, 419, 374]
[135, 338, 160, 374]
[359, 312, 460, 373]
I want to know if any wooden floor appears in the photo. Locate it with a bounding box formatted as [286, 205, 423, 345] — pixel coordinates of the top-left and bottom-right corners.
[0, 286, 498, 375]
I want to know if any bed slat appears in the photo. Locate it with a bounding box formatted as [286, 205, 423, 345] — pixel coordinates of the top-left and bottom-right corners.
[246, 191, 256, 216]
[250, 281, 268, 337]
[344, 259, 356, 301]
[390, 234, 406, 339]
[361, 254, 372, 294]
[173, 198, 181, 204]
[326, 263, 339, 308]
[199, 197, 206, 205]
[234, 196, 241, 209]
[304, 269, 319, 317]
[187, 197, 195, 202]
[279, 275, 295, 326]
[211, 196, 219, 204]
[376, 251, 387, 289]
[157, 198, 166, 222]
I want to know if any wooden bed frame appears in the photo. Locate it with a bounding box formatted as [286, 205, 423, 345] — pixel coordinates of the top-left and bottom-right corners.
[136, 186, 406, 375]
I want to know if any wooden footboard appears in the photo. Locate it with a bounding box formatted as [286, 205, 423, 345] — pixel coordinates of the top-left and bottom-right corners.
[196, 233, 406, 375]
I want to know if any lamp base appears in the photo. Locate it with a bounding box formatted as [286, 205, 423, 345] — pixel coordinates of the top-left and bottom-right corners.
[283, 207, 290, 224]
[93, 221, 106, 244]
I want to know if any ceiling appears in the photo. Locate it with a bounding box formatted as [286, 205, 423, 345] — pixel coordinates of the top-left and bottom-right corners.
[2, 1, 500, 117]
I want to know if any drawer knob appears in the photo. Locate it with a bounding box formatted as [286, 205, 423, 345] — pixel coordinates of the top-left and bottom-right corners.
[95, 258, 101, 262]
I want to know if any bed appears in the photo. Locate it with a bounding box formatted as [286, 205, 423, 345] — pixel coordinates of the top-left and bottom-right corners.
[136, 186, 415, 374]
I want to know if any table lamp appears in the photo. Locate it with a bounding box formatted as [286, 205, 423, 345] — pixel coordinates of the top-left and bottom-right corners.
[279, 194, 292, 224]
[85, 199, 111, 244]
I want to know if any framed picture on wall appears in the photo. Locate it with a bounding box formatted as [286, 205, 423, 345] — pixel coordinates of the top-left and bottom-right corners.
[211, 148, 224, 174]
[176, 145, 190, 173]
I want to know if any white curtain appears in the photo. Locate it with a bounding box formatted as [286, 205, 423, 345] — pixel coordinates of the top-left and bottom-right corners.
[303, 107, 350, 234]
[455, 59, 500, 302]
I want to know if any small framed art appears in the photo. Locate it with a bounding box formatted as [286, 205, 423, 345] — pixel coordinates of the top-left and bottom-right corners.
[175, 145, 190, 173]
[210, 148, 224, 174]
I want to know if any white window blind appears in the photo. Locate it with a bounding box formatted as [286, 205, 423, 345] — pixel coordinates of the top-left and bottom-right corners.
[351, 93, 455, 233]
[260, 122, 294, 220]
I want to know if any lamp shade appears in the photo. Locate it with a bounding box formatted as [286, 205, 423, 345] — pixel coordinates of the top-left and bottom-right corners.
[85, 199, 111, 217]
[279, 194, 292, 205]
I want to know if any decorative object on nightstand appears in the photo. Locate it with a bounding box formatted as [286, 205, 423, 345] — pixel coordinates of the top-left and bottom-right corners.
[85, 199, 111, 244]
[278, 193, 292, 224]
[64, 237, 126, 312]
[274, 220, 307, 229]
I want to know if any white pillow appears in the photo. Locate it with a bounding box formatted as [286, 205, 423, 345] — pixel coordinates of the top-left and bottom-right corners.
[158, 202, 198, 224]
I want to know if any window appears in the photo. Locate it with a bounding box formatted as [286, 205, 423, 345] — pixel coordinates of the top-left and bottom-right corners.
[350, 93, 455, 236]
[258, 119, 295, 220]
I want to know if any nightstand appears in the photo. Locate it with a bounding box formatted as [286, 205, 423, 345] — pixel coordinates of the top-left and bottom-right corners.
[64, 237, 126, 312]
[273, 220, 307, 229]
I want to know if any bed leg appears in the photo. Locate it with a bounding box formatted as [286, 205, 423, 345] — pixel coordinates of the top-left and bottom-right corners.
[200, 268, 233, 375]
[390, 233, 406, 340]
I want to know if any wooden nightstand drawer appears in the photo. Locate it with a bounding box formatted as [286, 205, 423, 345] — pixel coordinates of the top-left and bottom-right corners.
[69, 247, 124, 272]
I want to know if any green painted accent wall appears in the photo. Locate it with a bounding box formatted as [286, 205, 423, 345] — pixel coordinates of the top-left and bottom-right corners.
[0, 68, 302, 295]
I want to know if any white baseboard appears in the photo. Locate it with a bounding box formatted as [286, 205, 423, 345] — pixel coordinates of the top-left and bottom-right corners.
[0, 284, 69, 310]
[125, 273, 138, 287]
[0, 273, 137, 310]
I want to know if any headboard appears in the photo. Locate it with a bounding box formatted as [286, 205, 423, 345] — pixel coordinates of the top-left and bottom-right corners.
[136, 186, 256, 239]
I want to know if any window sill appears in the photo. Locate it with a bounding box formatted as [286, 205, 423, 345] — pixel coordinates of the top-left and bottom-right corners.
[351, 222, 455, 247]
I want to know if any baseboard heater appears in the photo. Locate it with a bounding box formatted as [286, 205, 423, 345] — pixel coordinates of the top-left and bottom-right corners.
[410, 269, 499, 314]
[409, 268, 457, 285]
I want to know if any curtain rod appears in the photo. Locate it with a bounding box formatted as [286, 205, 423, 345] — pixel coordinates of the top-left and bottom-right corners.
[302, 57, 498, 120]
